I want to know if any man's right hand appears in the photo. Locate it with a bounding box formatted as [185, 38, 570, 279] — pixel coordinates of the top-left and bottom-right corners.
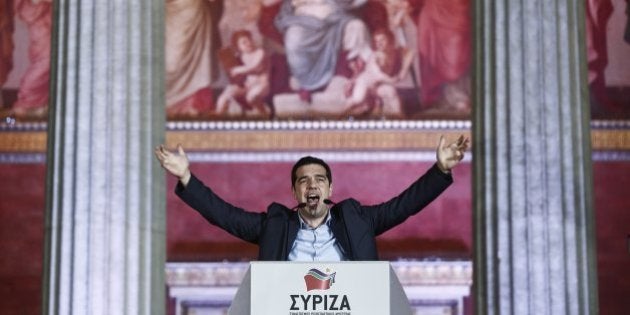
[154, 144, 191, 186]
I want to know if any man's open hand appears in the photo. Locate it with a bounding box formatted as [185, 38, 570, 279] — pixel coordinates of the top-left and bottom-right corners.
[154, 144, 191, 186]
[436, 135, 470, 173]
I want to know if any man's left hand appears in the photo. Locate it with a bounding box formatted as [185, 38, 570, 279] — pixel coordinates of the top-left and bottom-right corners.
[436, 135, 470, 173]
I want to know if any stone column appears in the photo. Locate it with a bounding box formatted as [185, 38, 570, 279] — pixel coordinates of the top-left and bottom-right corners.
[473, 0, 598, 314]
[42, 1, 165, 314]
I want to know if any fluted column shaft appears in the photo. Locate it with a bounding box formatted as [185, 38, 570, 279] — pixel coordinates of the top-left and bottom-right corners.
[473, 0, 598, 314]
[43, 1, 166, 314]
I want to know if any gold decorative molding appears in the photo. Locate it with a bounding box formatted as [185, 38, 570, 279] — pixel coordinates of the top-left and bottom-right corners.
[0, 131, 47, 152]
[590, 129, 630, 150]
[165, 129, 468, 151]
[1, 127, 629, 153]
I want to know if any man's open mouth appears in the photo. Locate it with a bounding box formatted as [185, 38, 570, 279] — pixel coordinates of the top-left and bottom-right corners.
[306, 193, 320, 206]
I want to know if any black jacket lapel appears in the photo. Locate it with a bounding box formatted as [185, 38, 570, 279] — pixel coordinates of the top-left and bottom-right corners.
[330, 206, 353, 260]
[285, 211, 300, 259]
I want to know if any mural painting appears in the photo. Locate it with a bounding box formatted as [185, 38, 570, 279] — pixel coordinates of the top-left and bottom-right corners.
[0, 0, 628, 122]
[164, 0, 473, 121]
[0, 0, 51, 121]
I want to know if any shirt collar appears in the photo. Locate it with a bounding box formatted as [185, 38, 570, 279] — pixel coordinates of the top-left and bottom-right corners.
[297, 210, 332, 230]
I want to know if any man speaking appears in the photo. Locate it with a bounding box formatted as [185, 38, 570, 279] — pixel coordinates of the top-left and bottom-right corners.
[155, 135, 469, 261]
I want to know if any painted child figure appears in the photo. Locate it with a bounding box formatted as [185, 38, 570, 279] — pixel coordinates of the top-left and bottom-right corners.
[216, 30, 271, 117]
[344, 28, 413, 117]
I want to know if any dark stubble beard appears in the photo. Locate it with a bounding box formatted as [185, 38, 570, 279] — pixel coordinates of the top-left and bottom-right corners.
[301, 203, 327, 220]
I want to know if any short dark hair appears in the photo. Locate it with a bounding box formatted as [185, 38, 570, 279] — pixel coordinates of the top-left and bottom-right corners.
[291, 156, 332, 188]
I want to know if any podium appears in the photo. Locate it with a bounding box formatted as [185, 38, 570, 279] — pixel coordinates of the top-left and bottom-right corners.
[166, 260, 472, 315]
[228, 261, 411, 315]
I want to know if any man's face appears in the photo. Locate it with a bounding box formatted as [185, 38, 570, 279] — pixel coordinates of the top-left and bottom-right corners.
[292, 163, 333, 220]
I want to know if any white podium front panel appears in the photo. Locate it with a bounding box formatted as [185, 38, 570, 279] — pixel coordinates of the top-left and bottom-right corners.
[166, 261, 473, 315]
[250, 262, 389, 315]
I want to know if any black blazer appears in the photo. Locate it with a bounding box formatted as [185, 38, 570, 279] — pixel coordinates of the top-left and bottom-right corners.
[176, 163, 453, 260]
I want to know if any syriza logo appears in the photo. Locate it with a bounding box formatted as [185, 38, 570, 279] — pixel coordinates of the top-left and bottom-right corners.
[288, 268, 352, 315]
[304, 268, 336, 291]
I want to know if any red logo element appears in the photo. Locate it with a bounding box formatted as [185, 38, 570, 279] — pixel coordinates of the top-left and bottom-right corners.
[304, 268, 336, 291]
